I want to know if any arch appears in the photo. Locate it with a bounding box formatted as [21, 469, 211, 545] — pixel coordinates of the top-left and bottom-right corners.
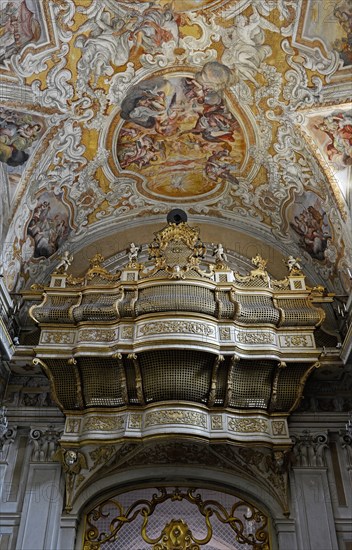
[70, 465, 292, 549]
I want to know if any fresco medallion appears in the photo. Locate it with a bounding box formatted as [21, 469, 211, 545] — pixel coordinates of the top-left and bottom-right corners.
[111, 65, 252, 202]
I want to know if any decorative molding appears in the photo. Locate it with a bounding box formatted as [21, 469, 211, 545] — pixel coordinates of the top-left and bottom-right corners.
[211, 415, 223, 430]
[139, 321, 215, 337]
[41, 331, 74, 344]
[145, 410, 207, 429]
[291, 430, 328, 467]
[30, 426, 62, 462]
[0, 427, 17, 457]
[129, 414, 142, 429]
[122, 326, 133, 339]
[83, 417, 125, 432]
[65, 418, 81, 434]
[79, 329, 117, 342]
[237, 332, 275, 344]
[339, 432, 352, 469]
[272, 421, 287, 436]
[228, 418, 269, 434]
[282, 335, 313, 348]
[219, 327, 231, 340]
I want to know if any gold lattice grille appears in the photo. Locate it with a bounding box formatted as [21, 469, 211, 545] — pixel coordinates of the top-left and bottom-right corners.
[73, 294, 119, 322]
[235, 295, 279, 325]
[277, 298, 321, 326]
[139, 350, 213, 403]
[275, 363, 311, 411]
[235, 277, 269, 289]
[229, 360, 274, 408]
[36, 295, 77, 323]
[46, 359, 79, 410]
[79, 358, 125, 407]
[163, 239, 192, 267]
[136, 285, 216, 316]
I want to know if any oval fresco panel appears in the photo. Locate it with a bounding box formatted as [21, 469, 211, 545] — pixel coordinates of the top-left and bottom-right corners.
[115, 64, 246, 200]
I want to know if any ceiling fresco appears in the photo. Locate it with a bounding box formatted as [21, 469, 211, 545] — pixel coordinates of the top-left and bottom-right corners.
[0, 0, 351, 295]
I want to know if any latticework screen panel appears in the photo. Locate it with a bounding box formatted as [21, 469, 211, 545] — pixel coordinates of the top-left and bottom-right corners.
[234, 276, 270, 288]
[47, 359, 78, 410]
[314, 328, 338, 348]
[228, 360, 274, 408]
[35, 295, 77, 323]
[277, 298, 321, 326]
[139, 350, 213, 403]
[73, 294, 119, 322]
[275, 363, 311, 411]
[79, 358, 125, 407]
[216, 291, 236, 319]
[136, 284, 216, 316]
[235, 295, 279, 325]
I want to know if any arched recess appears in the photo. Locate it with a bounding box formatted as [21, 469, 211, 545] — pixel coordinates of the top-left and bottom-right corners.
[80, 486, 269, 549]
[68, 465, 295, 550]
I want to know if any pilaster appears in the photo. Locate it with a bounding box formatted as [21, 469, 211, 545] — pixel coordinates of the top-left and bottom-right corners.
[291, 430, 339, 550]
[15, 426, 64, 550]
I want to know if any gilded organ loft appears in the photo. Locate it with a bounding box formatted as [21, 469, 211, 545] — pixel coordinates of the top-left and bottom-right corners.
[15, 215, 333, 520]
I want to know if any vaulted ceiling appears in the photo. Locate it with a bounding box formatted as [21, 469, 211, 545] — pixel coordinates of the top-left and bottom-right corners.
[0, 0, 351, 296]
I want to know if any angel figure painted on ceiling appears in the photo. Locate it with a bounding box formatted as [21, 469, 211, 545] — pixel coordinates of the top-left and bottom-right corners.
[0, 108, 43, 168]
[75, 2, 181, 89]
[117, 65, 244, 198]
[0, 0, 43, 65]
[26, 192, 71, 259]
[289, 194, 332, 262]
[205, 150, 239, 186]
[75, 6, 136, 87]
[316, 111, 352, 168]
[220, 5, 279, 85]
